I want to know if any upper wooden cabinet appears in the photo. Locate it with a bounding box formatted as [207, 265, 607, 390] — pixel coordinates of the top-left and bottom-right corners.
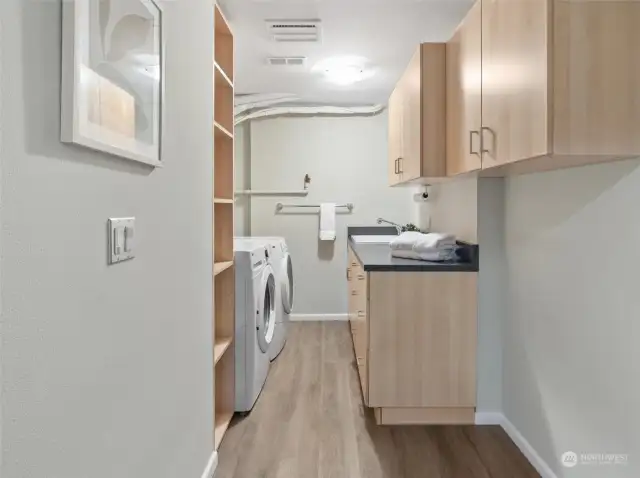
[446, 1, 482, 176]
[388, 44, 446, 186]
[481, 0, 551, 168]
[391, 1, 640, 178]
[479, 0, 640, 173]
[387, 86, 403, 184]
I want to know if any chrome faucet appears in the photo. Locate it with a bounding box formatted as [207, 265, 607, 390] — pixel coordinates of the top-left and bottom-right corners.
[376, 218, 403, 235]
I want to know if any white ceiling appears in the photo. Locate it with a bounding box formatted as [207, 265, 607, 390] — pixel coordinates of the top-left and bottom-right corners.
[220, 0, 474, 105]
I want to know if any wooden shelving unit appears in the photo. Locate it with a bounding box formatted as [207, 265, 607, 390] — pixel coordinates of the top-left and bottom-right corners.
[214, 336, 233, 365]
[213, 2, 235, 451]
[214, 260, 234, 276]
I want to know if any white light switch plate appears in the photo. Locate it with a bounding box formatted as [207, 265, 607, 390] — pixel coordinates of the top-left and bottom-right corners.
[108, 217, 135, 264]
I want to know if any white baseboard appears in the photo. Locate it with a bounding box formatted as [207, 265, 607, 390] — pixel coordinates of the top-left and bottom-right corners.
[474, 411, 503, 425]
[487, 414, 558, 478]
[201, 451, 218, 478]
[290, 313, 349, 321]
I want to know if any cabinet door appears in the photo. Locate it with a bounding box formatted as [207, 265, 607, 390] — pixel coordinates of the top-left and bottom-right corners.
[399, 48, 422, 182]
[387, 86, 403, 186]
[481, 0, 550, 167]
[446, 1, 482, 175]
[368, 272, 477, 408]
[553, 1, 640, 157]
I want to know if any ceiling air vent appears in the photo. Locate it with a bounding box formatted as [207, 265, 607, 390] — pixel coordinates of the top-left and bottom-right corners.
[266, 20, 321, 43]
[267, 56, 308, 67]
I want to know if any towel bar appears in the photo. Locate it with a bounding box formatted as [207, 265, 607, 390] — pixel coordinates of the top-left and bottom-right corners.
[275, 203, 354, 212]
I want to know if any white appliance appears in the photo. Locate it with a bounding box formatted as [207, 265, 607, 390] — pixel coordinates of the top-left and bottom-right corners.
[237, 237, 294, 361]
[233, 239, 276, 412]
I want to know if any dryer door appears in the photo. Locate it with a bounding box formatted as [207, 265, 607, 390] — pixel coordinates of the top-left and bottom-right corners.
[257, 265, 276, 353]
[280, 252, 294, 314]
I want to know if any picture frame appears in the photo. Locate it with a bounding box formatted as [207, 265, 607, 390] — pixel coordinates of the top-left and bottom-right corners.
[61, 0, 164, 167]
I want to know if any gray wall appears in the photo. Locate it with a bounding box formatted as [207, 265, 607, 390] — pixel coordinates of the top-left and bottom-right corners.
[503, 160, 640, 477]
[476, 178, 505, 413]
[423, 178, 478, 242]
[234, 122, 251, 236]
[0, 1, 214, 476]
[249, 114, 415, 316]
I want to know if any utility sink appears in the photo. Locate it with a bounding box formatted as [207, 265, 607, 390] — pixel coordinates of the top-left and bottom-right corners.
[351, 235, 399, 245]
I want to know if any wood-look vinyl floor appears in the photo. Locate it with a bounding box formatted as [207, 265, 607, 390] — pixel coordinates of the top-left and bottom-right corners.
[216, 322, 540, 478]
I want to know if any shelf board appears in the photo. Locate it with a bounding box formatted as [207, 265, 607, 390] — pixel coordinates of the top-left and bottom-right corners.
[214, 261, 234, 276]
[214, 197, 234, 204]
[214, 336, 233, 365]
[214, 121, 233, 140]
[214, 4, 233, 38]
[215, 62, 233, 89]
[214, 410, 234, 449]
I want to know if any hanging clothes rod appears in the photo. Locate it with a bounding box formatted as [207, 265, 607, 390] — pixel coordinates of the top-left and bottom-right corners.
[276, 202, 354, 212]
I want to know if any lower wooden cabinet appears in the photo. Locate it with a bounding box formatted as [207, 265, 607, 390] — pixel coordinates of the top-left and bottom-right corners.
[347, 244, 477, 425]
[347, 246, 368, 403]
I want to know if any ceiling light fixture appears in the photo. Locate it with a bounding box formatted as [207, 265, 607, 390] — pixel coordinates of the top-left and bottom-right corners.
[314, 56, 374, 86]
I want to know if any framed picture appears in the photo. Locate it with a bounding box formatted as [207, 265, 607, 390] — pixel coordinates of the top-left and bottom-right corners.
[61, 0, 164, 167]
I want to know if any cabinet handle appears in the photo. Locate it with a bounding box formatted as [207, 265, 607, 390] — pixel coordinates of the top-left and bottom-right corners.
[481, 126, 494, 155]
[470, 130, 480, 156]
[398, 157, 403, 173]
[347, 268, 351, 280]
[358, 311, 365, 318]
[351, 290, 358, 296]
[394, 158, 399, 174]
[357, 273, 365, 280]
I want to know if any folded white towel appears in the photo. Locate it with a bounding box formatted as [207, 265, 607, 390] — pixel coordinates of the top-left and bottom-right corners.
[413, 233, 456, 253]
[319, 203, 336, 241]
[390, 231, 456, 252]
[391, 248, 457, 262]
[389, 232, 424, 251]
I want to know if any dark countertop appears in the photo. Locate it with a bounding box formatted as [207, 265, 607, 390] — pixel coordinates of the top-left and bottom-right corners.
[348, 226, 479, 272]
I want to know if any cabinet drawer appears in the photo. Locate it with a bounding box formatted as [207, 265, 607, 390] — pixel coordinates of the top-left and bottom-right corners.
[351, 271, 367, 297]
[348, 246, 361, 270]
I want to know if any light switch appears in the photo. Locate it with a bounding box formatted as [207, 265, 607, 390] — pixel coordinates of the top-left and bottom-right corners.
[124, 226, 134, 252]
[108, 217, 135, 264]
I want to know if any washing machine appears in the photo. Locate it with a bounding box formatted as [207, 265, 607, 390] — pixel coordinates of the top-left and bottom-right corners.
[233, 239, 276, 412]
[237, 237, 294, 361]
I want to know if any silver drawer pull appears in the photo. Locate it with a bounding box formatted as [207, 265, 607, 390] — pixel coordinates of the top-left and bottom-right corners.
[358, 311, 365, 318]
[351, 290, 358, 296]
[357, 274, 365, 280]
